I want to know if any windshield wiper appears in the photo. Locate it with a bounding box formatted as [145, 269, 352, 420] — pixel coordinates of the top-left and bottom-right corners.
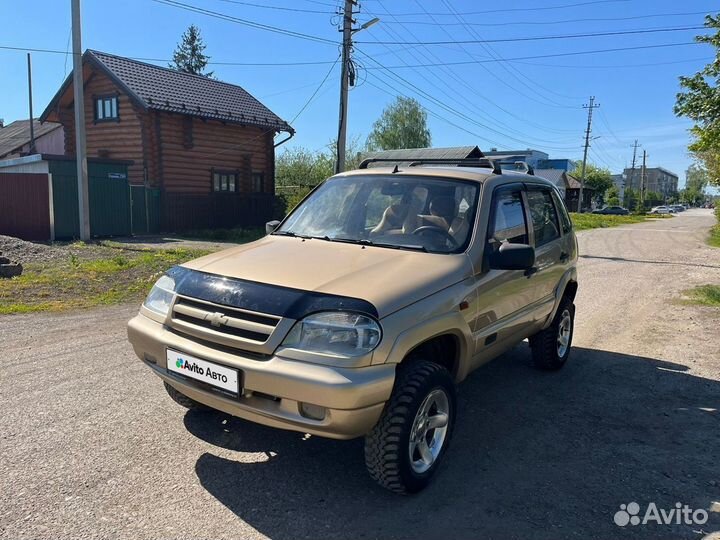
[272, 230, 314, 239]
[329, 237, 428, 252]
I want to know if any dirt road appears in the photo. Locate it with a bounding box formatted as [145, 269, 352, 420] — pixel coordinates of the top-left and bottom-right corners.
[1, 209, 718, 540]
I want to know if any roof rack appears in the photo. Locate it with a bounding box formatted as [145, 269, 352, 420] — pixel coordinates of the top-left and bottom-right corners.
[358, 157, 502, 174]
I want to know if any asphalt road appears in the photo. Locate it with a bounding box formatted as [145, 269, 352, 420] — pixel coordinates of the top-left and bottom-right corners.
[2, 209, 719, 540]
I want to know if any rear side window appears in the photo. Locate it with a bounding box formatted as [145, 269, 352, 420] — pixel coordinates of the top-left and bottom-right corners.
[551, 189, 572, 234]
[527, 189, 561, 247]
[489, 189, 528, 244]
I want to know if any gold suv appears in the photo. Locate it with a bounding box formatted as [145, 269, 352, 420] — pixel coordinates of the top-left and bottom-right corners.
[127, 158, 578, 494]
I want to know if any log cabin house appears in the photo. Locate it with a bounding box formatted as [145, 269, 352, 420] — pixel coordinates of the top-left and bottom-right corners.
[40, 50, 294, 231]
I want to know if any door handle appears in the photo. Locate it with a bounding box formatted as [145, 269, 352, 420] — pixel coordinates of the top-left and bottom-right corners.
[559, 251, 569, 262]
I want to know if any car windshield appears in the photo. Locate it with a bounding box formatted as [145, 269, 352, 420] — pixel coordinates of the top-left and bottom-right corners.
[276, 175, 480, 254]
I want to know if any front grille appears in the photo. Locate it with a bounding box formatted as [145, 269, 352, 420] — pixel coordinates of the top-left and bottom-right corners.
[170, 296, 282, 349]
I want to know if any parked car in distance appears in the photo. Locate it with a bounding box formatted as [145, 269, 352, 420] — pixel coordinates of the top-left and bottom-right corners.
[669, 205, 685, 213]
[650, 205, 672, 214]
[592, 206, 630, 215]
[127, 158, 579, 494]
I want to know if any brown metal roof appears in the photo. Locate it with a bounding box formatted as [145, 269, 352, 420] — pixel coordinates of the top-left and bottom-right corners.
[41, 50, 292, 134]
[0, 119, 62, 159]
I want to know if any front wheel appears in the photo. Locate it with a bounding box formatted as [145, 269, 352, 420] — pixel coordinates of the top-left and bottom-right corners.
[364, 359, 456, 494]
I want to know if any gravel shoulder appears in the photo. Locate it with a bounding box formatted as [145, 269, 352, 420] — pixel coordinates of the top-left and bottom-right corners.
[1, 210, 718, 540]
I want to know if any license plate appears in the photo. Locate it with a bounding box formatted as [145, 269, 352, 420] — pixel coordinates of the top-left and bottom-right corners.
[166, 350, 239, 395]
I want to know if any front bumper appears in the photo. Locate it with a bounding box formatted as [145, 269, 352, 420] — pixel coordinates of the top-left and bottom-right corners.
[127, 313, 395, 439]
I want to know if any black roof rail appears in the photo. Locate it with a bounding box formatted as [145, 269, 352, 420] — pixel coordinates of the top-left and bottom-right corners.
[358, 157, 502, 174]
[358, 158, 406, 169]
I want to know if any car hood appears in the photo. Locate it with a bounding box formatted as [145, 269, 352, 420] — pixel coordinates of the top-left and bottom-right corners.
[181, 235, 472, 318]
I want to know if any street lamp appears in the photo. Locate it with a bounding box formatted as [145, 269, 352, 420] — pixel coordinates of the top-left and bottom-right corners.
[354, 17, 380, 33]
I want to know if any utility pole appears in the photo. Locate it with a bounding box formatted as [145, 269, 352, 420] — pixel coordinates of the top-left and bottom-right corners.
[335, 2, 379, 174]
[578, 96, 600, 212]
[335, 0, 355, 175]
[640, 150, 647, 210]
[27, 53, 36, 154]
[627, 140, 640, 208]
[72, 0, 90, 240]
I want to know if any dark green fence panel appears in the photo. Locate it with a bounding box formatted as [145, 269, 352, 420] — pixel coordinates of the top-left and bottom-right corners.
[89, 174, 130, 237]
[48, 160, 131, 239]
[49, 161, 80, 239]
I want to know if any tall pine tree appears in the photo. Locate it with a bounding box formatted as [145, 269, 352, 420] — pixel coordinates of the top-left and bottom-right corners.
[170, 25, 213, 77]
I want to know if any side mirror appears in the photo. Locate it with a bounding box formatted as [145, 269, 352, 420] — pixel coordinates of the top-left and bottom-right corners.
[265, 220, 281, 235]
[489, 242, 535, 270]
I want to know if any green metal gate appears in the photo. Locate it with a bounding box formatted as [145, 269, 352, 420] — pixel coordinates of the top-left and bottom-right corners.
[48, 160, 133, 239]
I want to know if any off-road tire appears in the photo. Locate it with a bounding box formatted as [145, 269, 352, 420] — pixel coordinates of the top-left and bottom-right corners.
[163, 381, 208, 410]
[364, 359, 456, 494]
[529, 297, 575, 370]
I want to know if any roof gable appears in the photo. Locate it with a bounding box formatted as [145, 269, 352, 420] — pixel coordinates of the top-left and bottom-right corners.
[41, 50, 292, 133]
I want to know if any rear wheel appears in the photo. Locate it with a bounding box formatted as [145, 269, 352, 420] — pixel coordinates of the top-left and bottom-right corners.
[163, 381, 209, 410]
[364, 359, 456, 494]
[529, 298, 574, 370]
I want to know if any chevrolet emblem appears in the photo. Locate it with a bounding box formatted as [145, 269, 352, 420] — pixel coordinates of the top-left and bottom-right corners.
[206, 312, 227, 328]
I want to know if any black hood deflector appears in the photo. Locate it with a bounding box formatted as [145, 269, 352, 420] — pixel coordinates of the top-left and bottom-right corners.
[168, 266, 378, 320]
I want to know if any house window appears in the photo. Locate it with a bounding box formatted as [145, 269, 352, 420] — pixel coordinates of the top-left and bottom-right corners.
[213, 171, 237, 192]
[95, 96, 119, 122]
[252, 172, 264, 192]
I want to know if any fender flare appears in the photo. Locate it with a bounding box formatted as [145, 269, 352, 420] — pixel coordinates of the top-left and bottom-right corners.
[382, 311, 474, 382]
[542, 268, 578, 330]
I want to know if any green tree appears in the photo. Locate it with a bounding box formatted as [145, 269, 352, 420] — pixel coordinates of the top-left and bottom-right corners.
[170, 25, 213, 77]
[680, 163, 710, 205]
[606, 185, 620, 206]
[274, 137, 364, 216]
[674, 14, 720, 185]
[624, 187, 640, 211]
[579, 163, 613, 205]
[367, 97, 431, 150]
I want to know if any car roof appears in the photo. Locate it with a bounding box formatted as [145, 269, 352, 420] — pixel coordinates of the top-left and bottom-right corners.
[338, 166, 557, 189]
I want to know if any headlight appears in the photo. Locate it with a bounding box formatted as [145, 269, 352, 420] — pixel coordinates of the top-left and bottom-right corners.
[143, 274, 176, 316]
[281, 311, 381, 357]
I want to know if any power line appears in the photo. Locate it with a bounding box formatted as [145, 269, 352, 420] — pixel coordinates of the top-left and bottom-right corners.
[360, 51, 580, 151]
[597, 109, 628, 147]
[0, 41, 703, 69]
[367, 0, 632, 17]
[363, 76, 505, 147]
[509, 56, 713, 69]
[290, 54, 341, 123]
[439, 0, 579, 106]
[208, 55, 341, 159]
[0, 45, 339, 66]
[360, 1, 579, 140]
[382, 10, 713, 27]
[214, 0, 332, 14]
[358, 42, 703, 69]
[151, 0, 337, 45]
[356, 25, 705, 45]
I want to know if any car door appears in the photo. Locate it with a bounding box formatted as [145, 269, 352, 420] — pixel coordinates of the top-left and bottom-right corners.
[470, 183, 538, 366]
[523, 185, 567, 322]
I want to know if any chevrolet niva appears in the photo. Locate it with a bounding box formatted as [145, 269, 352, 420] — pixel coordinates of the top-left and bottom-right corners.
[128, 157, 578, 494]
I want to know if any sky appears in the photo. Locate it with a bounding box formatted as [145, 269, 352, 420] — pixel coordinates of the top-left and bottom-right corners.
[0, 0, 717, 188]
